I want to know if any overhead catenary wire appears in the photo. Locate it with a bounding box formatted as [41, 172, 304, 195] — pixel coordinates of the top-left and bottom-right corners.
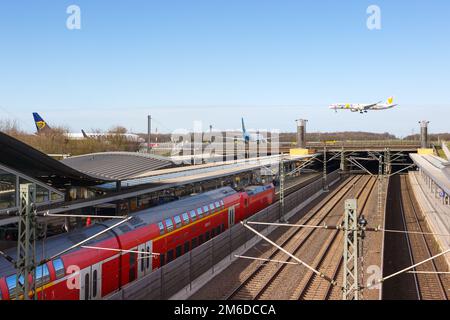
[43, 212, 128, 219]
[246, 221, 450, 237]
[81, 245, 160, 257]
[377, 227, 450, 237]
[0, 250, 15, 264]
[40, 216, 133, 264]
[365, 248, 450, 289]
[241, 221, 338, 286]
[234, 255, 300, 266]
[247, 221, 341, 230]
[407, 271, 450, 274]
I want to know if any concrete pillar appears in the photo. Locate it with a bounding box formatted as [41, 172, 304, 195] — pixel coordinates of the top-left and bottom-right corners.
[190, 140, 195, 165]
[296, 119, 308, 148]
[233, 137, 238, 161]
[222, 133, 227, 163]
[340, 150, 347, 172]
[419, 120, 430, 149]
[147, 115, 152, 153]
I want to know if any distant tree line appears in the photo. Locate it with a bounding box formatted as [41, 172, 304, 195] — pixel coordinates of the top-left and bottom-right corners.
[0, 119, 140, 156]
[1, 118, 449, 156]
[403, 133, 450, 142]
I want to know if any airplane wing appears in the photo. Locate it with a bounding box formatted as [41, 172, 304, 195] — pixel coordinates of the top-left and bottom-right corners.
[361, 101, 382, 110]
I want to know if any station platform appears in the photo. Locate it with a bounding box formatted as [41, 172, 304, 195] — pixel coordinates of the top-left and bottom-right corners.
[442, 141, 450, 160]
[409, 153, 450, 205]
[408, 171, 450, 267]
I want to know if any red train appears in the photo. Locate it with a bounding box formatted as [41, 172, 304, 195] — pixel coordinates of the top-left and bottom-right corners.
[0, 184, 274, 300]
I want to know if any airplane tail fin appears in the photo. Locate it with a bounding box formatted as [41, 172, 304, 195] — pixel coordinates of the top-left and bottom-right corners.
[387, 96, 394, 105]
[241, 118, 246, 134]
[33, 112, 51, 132]
[81, 129, 89, 138]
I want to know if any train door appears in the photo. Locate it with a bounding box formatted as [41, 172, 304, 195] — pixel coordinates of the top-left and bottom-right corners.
[137, 243, 146, 279]
[145, 240, 153, 274]
[129, 247, 137, 283]
[228, 206, 235, 227]
[79, 262, 102, 300]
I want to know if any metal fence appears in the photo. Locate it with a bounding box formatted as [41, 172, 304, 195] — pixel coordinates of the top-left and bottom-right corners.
[107, 170, 341, 300]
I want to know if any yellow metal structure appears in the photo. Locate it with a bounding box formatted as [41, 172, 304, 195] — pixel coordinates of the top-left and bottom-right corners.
[290, 148, 315, 156]
[417, 148, 434, 155]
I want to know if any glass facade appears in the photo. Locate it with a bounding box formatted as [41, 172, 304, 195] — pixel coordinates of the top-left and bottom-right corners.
[0, 165, 64, 213]
[0, 169, 16, 210]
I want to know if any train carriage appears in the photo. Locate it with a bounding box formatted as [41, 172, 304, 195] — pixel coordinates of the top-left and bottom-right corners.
[0, 184, 274, 300]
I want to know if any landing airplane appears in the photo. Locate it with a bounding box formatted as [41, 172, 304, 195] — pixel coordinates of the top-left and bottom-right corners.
[329, 97, 398, 114]
[33, 113, 145, 142]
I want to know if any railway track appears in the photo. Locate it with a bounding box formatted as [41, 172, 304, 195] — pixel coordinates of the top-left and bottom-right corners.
[225, 175, 374, 300]
[290, 176, 378, 300]
[400, 175, 449, 300]
[274, 173, 321, 201]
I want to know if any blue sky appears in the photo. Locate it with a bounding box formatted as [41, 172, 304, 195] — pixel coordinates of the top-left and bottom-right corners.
[0, 0, 449, 136]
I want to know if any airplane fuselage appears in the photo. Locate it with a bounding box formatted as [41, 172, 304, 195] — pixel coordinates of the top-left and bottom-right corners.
[66, 132, 144, 142]
[329, 97, 397, 113]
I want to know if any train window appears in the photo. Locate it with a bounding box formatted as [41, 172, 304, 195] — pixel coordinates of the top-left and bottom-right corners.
[92, 270, 98, 297]
[146, 247, 151, 269]
[160, 253, 165, 266]
[209, 203, 215, 212]
[167, 250, 174, 263]
[165, 218, 174, 232]
[158, 222, 165, 235]
[84, 274, 90, 300]
[205, 231, 210, 241]
[130, 252, 136, 267]
[140, 251, 145, 272]
[6, 274, 24, 297]
[189, 210, 197, 221]
[35, 264, 50, 287]
[174, 215, 182, 228]
[182, 212, 189, 224]
[197, 208, 203, 218]
[199, 234, 204, 244]
[184, 241, 189, 253]
[215, 202, 220, 209]
[191, 238, 198, 249]
[216, 226, 221, 235]
[176, 245, 182, 258]
[203, 206, 209, 216]
[220, 200, 224, 208]
[245, 199, 249, 207]
[53, 258, 65, 279]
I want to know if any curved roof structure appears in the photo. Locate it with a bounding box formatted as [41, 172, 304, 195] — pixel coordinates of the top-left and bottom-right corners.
[0, 132, 108, 187]
[61, 152, 175, 181]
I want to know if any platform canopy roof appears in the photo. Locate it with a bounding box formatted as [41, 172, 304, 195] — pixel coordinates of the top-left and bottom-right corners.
[61, 152, 175, 181]
[0, 131, 109, 187]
